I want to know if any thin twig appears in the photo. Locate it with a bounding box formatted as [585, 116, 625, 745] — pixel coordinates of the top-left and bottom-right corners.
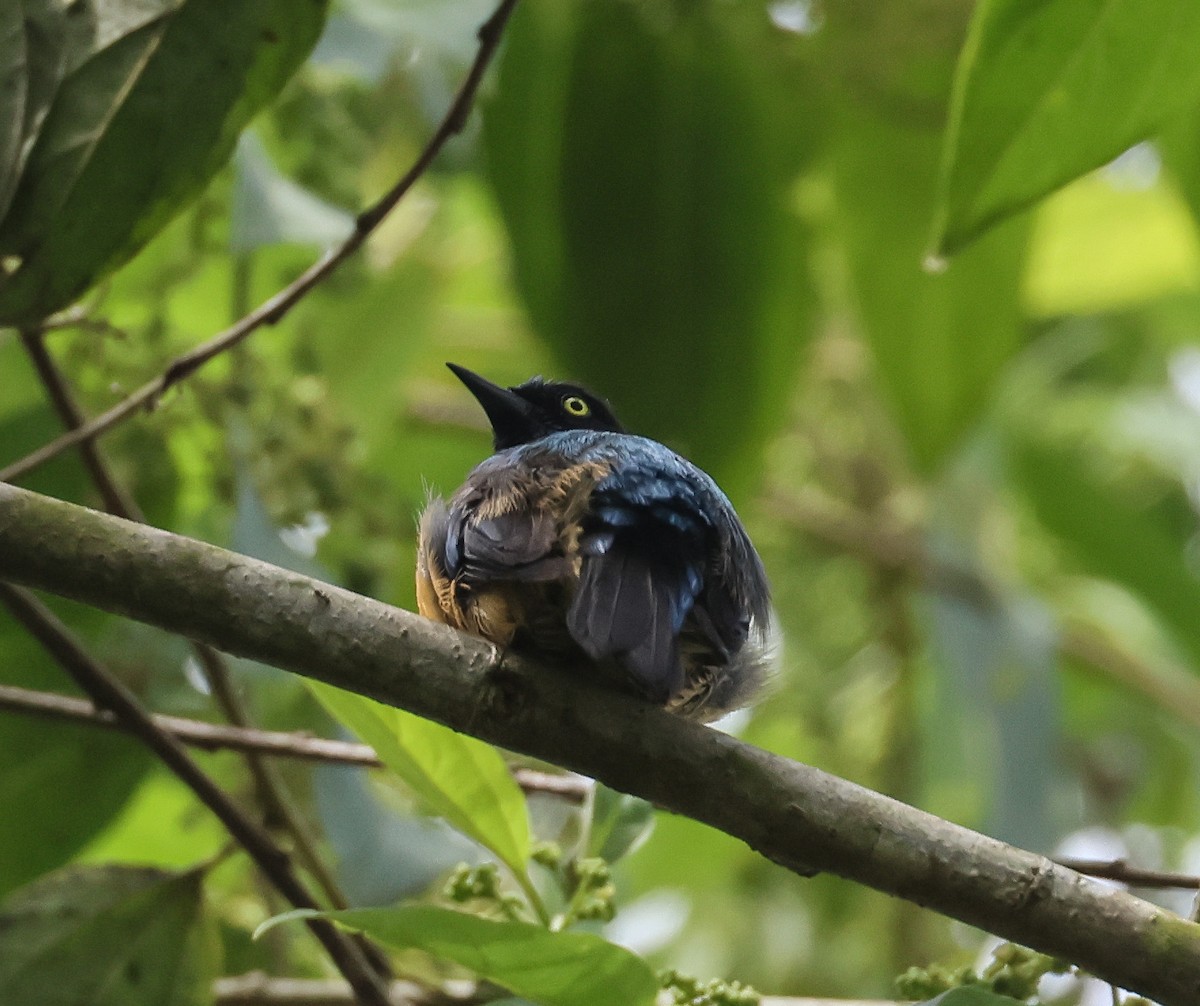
[213, 973, 481, 1006]
[16, 325, 380, 969]
[0, 0, 520, 486]
[1056, 858, 1200, 891]
[0, 681, 590, 801]
[0, 583, 392, 1006]
[18, 328, 139, 515]
[1060, 621, 1200, 731]
[36, 306, 129, 339]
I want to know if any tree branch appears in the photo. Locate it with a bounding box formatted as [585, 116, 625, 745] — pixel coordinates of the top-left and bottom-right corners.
[15, 326, 387, 973]
[2, 482, 1199, 1006]
[0, 577, 392, 1006]
[0, 0, 520, 486]
[0, 682, 588, 800]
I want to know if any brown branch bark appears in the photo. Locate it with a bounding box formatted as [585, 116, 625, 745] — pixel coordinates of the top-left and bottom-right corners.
[0, 0, 520, 487]
[15, 326, 384, 973]
[3, 483, 1200, 1005]
[0, 682, 588, 800]
[0, 579, 392, 1006]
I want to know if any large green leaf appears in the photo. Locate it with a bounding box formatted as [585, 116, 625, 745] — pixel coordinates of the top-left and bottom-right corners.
[1012, 438, 1200, 670]
[309, 681, 531, 879]
[933, 0, 1200, 256]
[483, 0, 815, 495]
[229, 132, 353, 252]
[0, 622, 151, 898]
[822, 4, 1030, 472]
[0, 0, 330, 325]
[262, 905, 658, 1006]
[925, 586, 1062, 851]
[0, 864, 216, 1005]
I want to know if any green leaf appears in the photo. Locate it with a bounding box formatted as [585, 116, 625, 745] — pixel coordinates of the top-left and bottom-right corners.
[230, 132, 353, 252]
[934, 0, 1200, 256]
[308, 681, 531, 878]
[1012, 438, 1200, 670]
[1160, 102, 1200, 230]
[588, 784, 655, 863]
[0, 0, 330, 325]
[0, 4, 25, 220]
[262, 905, 658, 1006]
[0, 864, 216, 1005]
[829, 89, 1029, 471]
[0, 620, 151, 898]
[484, 0, 815, 495]
[926, 587, 1062, 850]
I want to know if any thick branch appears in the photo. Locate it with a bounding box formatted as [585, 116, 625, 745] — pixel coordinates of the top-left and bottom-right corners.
[16, 329, 384, 973]
[0, 579, 391, 1006]
[2, 483, 1200, 1006]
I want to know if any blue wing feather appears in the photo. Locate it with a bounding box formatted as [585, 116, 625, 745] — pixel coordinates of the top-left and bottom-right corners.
[431, 430, 771, 708]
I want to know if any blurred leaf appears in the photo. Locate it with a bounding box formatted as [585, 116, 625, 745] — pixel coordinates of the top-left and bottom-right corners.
[0, 624, 150, 898]
[824, 6, 1030, 472]
[925, 584, 1063, 851]
[314, 761, 483, 906]
[588, 784, 655, 864]
[484, 0, 814, 494]
[1160, 103, 1200, 231]
[315, 0, 494, 70]
[0, 4, 24, 220]
[1012, 438, 1200, 670]
[79, 771, 227, 869]
[230, 132, 353, 252]
[309, 681, 531, 878]
[934, 0, 1200, 256]
[0, 0, 330, 325]
[1023, 163, 1200, 318]
[0, 864, 216, 1005]
[262, 905, 658, 1006]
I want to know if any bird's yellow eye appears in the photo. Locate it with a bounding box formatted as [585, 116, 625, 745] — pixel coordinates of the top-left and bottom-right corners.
[562, 395, 591, 417]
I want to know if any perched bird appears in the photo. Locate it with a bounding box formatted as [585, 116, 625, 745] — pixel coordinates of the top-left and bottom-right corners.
[417, 363, 772, 721]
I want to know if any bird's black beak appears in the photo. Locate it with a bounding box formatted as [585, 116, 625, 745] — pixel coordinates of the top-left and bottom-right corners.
[447, 363, 540, 450]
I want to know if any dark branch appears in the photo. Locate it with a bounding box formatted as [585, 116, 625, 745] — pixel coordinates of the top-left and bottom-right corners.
[16, 325, 388, 974]
[2, 482, 1200, 1005]
[0, 682, 588, 801]
[0, 581, 392, 1006]
[1055, 858, 1200, 892]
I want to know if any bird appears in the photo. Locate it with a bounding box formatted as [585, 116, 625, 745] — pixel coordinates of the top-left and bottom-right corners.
[416, 363, 772, 721]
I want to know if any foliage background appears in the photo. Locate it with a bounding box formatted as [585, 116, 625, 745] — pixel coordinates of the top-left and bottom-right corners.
[4, 0, 1200, 1001]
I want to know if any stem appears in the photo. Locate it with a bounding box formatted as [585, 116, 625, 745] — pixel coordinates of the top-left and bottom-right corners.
[0, 582, 392, 1006]
[0, 681, 588, 801]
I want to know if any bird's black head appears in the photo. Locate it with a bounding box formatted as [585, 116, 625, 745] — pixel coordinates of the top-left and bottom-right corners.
[448, 363, 625, 450]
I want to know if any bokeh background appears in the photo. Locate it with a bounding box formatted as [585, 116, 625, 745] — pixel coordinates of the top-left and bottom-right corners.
[4, 0, 1200, 1000]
